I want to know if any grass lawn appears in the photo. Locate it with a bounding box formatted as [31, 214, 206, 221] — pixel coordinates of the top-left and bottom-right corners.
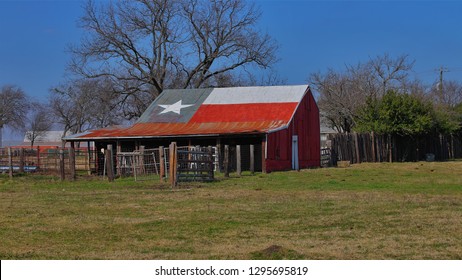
[1, 161, 461, 259]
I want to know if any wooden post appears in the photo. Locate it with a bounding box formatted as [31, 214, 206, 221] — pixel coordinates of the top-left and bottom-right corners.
[19, 148, 25, 173]
[8, 147, 13, 179]
[87, 141, 92, 175]
[388, 134, 393, 163]
[169, 142, 177, 187]
[106, 144, 114, 182]
[69, 142, 76, 181]
[59, 148, 65, 181]
[208, 146, 214, 180]
[236, 145, 241, 176]
[261, 138, 267, 174]
[371, 132, 376, 163]
[139, 145, 145, 175]
[159, 146, 165, 182]
[116, 141, 122, 176]
[250, 144, 255, 175]
[36, 146, 40, 170]
[224, 145, 229, 177]
[354, 133, 360, 164]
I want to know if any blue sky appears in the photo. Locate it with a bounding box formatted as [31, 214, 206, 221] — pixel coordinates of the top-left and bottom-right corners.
[1, 0, 462, 140]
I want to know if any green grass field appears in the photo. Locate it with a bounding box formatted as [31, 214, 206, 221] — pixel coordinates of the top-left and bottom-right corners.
[1, 161, 461, 259]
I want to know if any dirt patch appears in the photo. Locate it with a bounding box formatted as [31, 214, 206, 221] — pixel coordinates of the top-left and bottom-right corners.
[250, 245, 305, 260]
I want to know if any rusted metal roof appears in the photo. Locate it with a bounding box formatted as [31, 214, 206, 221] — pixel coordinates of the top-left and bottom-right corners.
[64, 85, 309, 141]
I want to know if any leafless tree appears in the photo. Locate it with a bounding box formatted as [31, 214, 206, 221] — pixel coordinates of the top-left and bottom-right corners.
[180, 0, 277, 88]
[369, 53, 415, 96]
[69, 0, 278, 118]
[0, 85, 30, 147]
[311, 69, 363, 133]
[310, 54, 415, 133]
[50, 78, 124, 140]
[430, 80, 462, 108]
[25, 103, 53, 147]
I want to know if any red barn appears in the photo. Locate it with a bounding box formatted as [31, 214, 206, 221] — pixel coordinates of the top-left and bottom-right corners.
[65, 85, 320, 172]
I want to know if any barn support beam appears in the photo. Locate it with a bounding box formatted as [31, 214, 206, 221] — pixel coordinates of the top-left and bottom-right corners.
[236, 145, 241, 176]
[224, 145, 230, 177]
[216, 138, 222, 173]
[250, 144, 255, 175]
[261, 137, 267, 174]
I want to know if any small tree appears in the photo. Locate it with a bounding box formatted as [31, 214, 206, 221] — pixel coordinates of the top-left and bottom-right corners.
[50, 78, 124, 139]
[356, 90, 434, 136]
[0, 85, 29, 147]
[25, 103, 53, 147]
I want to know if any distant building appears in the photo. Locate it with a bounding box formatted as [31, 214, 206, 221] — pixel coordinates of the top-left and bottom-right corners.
[320, 123, 337, 148]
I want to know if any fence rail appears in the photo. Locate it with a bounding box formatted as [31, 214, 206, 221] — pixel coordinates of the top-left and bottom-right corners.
[3, 142, 259, 183]
[0, 147, 96, 177]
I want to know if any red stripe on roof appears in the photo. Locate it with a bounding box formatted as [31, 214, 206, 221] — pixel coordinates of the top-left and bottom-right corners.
[189, 103, 298, 123]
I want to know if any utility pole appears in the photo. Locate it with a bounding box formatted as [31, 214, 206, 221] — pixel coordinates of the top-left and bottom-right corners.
[438, 66, 449, 97]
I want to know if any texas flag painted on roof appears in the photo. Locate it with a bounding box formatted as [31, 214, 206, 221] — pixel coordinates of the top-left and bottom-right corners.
[139, 85, 307, 124]
[65, 85, 310, 139]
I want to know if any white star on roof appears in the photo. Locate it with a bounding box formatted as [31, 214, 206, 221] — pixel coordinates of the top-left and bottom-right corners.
[158, 100, 193, 115]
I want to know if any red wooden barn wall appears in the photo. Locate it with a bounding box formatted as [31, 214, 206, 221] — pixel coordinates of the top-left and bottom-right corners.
[265, 88, 320, 172]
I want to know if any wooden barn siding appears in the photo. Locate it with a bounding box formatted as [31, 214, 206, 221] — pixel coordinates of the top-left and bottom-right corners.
[266, 89, 321, 172]
[328, 132, 462, 164]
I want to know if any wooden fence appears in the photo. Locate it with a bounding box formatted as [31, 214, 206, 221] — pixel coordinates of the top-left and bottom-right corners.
[3, 142, 259, 183]
[326, 132, 462, 164]
[0, 147, 96, 179]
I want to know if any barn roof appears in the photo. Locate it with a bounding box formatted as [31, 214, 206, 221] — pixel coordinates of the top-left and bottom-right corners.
[64, 85, 310, 140]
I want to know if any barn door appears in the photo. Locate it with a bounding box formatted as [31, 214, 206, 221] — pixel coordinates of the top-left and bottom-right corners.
[292, 135, 299, 170]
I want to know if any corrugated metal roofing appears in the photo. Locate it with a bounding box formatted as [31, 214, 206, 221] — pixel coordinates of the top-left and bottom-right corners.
[64, 85, 309, 140]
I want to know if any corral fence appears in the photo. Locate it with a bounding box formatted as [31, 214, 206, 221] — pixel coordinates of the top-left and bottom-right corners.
[323, 132, 462, 165]
[116, 147, 164, 181]
[0, 147, 96, 178]
[176, 146, 214, 182]
[3, 142, 258, 184]
[112, 144, 215, 184]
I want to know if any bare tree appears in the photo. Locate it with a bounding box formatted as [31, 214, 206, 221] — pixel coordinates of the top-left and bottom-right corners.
[311, 69, 363, 133]
[50, 78, 124, 140]
[25, 103, 53, 147]
[430, 80, 462, 108]
[0, 85, 29, 147]
[180, 0, 277, 88]
[368, 53, 415, 96]
[310, 54, 415, 133]
[69, 0, 278, 118]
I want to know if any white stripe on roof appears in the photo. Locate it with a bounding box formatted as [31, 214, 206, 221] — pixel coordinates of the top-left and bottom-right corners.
[203, 85, 308, 105]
